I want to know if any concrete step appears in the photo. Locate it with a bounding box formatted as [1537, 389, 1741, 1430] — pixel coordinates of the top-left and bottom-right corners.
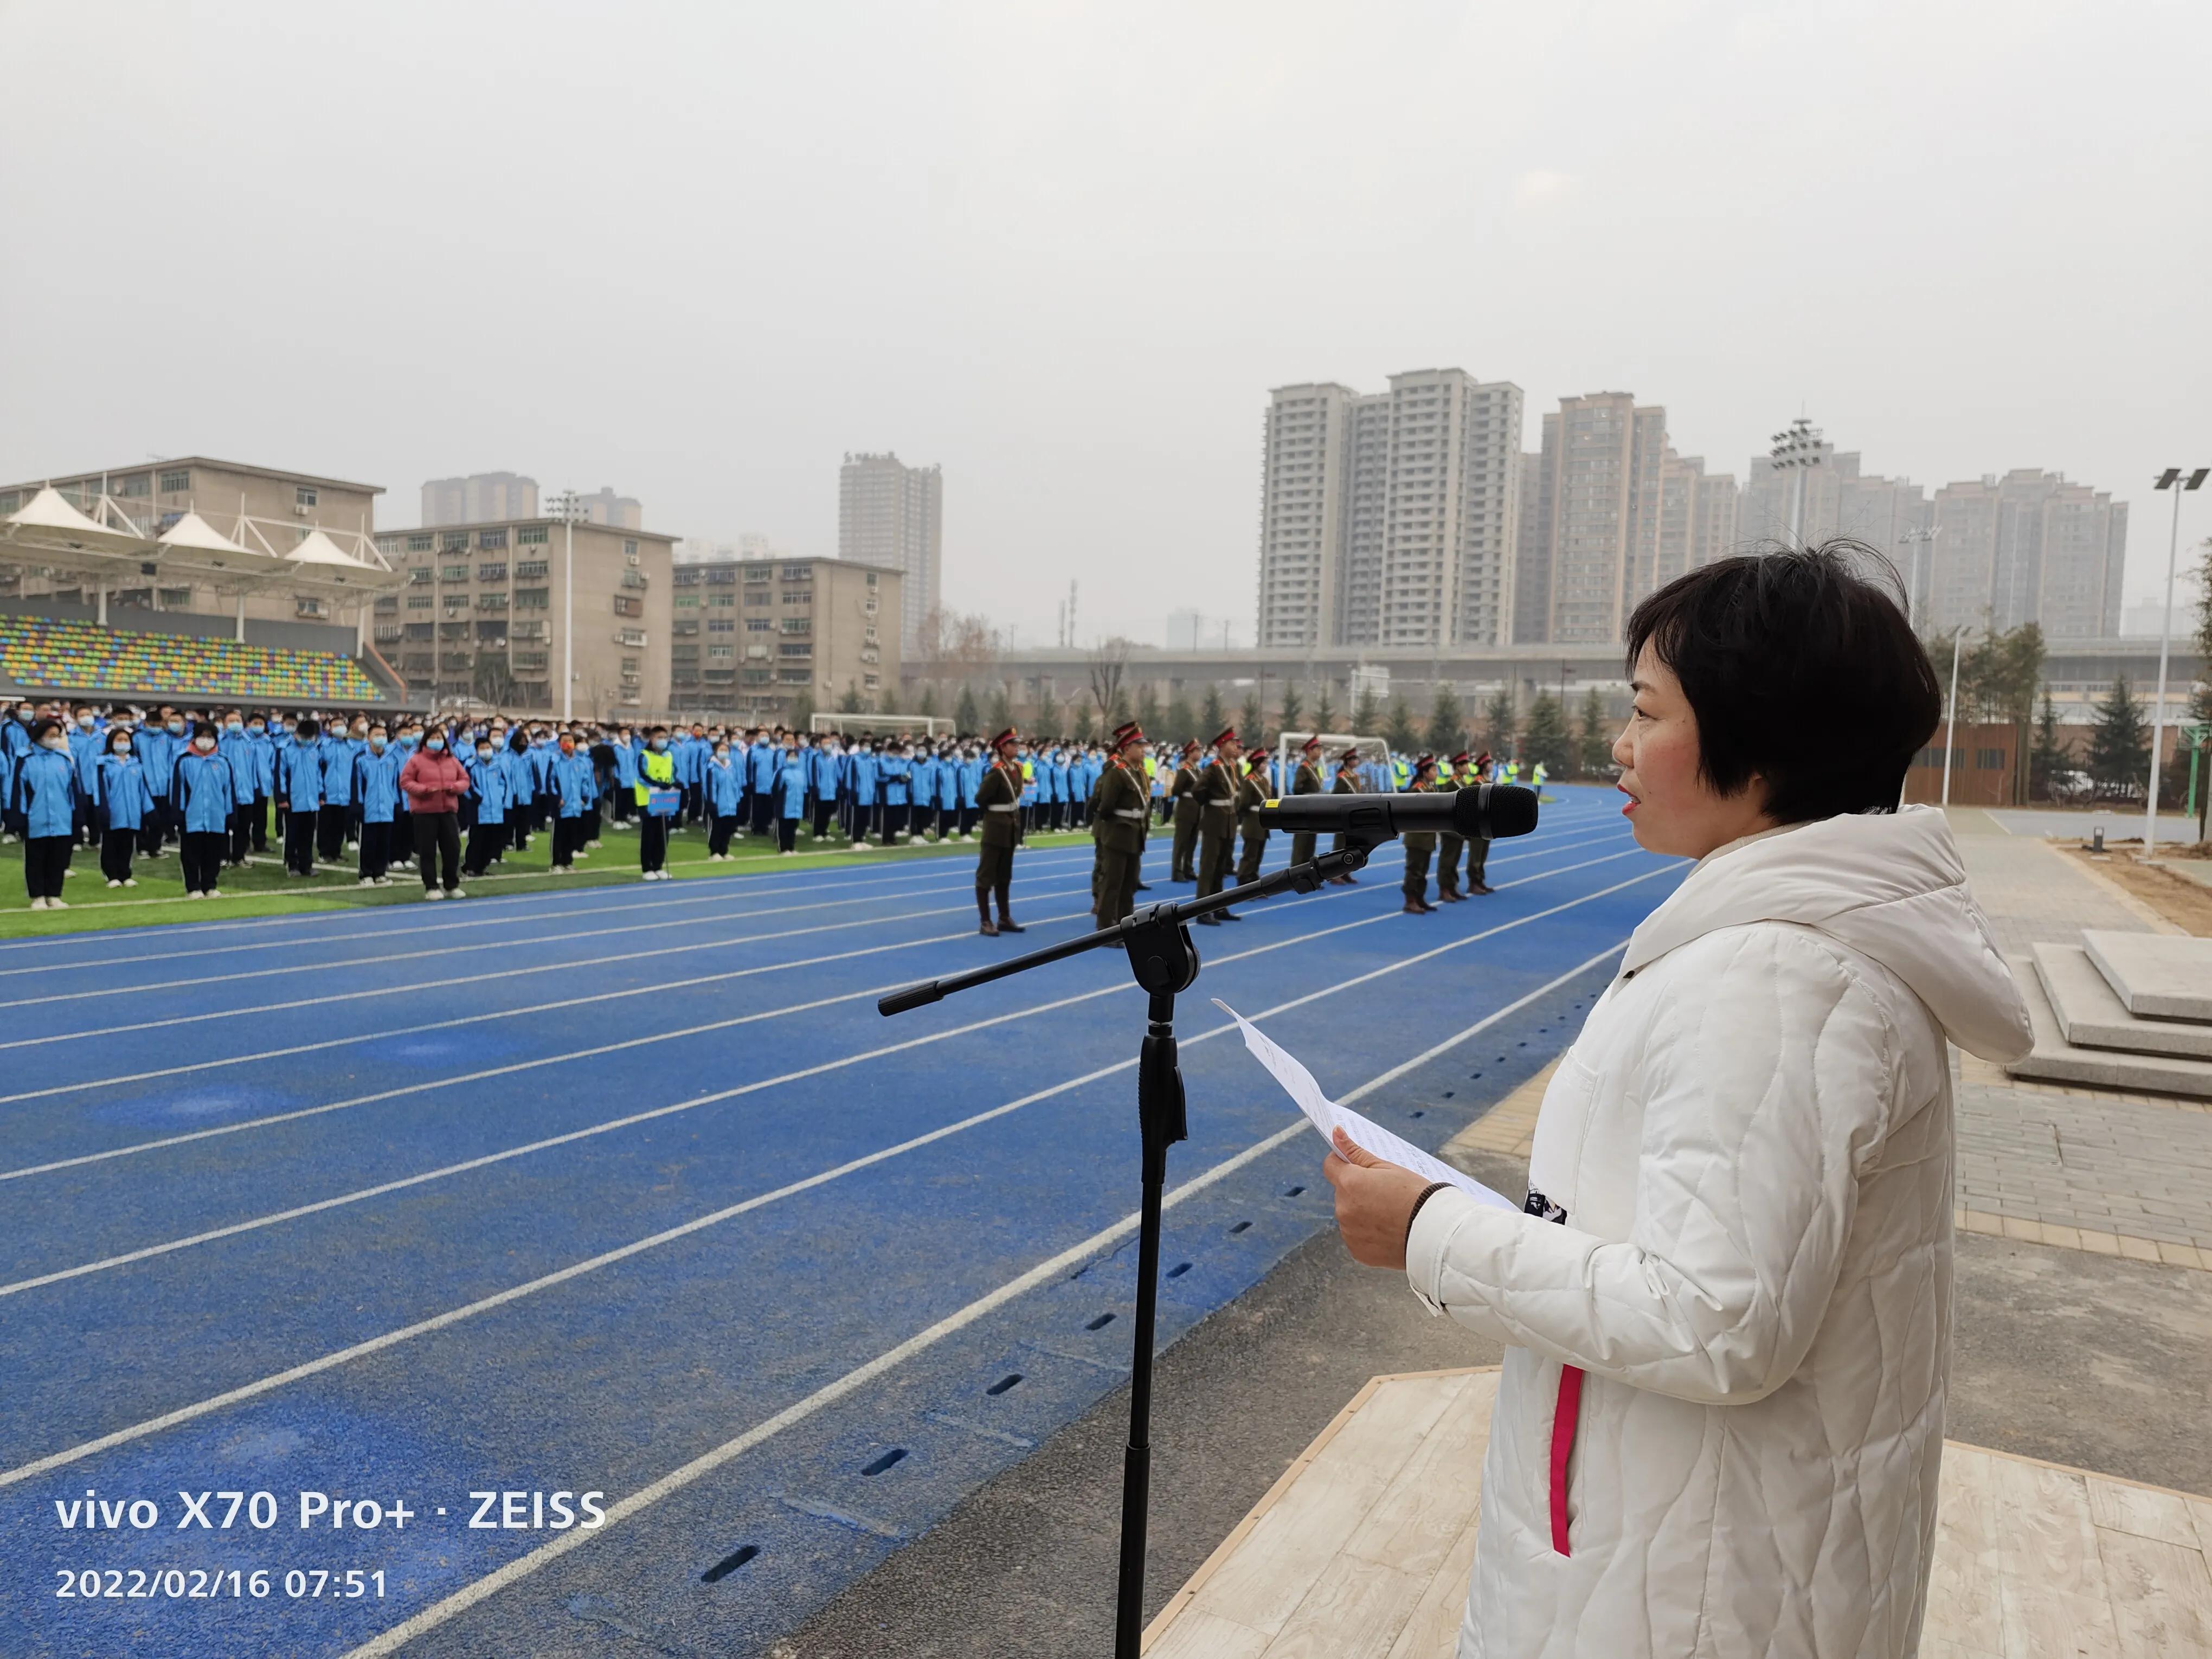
[2034, 943, 2212, 1059]
[2083, 929, 2212, 1022]
[2007, 954, 2212, 1099]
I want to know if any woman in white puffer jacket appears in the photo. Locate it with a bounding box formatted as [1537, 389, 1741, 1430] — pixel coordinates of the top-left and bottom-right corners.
[1326, 542, 2034, 1659]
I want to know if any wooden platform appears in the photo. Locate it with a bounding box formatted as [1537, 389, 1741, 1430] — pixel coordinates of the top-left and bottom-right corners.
[1142, 1368, 2212, 1658]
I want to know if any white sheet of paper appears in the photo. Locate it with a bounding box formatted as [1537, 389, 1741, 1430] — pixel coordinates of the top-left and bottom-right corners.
[1212, 999, 1516, 1212]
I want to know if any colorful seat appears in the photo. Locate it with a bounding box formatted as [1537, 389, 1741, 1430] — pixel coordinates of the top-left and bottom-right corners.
[0, 616, 387, 704]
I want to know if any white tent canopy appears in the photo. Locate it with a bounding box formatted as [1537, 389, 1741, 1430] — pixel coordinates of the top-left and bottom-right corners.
[3, 485, 145, 554]
[154, 511, 252, 557]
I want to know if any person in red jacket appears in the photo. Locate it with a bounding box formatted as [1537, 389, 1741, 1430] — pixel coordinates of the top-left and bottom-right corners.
[397, 729, 470, 899]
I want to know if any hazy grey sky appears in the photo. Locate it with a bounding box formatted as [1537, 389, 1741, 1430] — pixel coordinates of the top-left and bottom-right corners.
[3, 1, 2207, 647]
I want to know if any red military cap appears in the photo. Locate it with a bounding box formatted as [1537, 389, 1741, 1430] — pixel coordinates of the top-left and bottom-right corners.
[990, 728, 1018, 751]
[1209, 727, 1238, 749]
[1451, 751, 1471, 767]
[1339, 745, 1361, 764]
[1111, 720, 1146, 748]
[1182, 740, 1201, 757]
[1413, 752, 1437, 771]
[1302, 735, 1322, 753]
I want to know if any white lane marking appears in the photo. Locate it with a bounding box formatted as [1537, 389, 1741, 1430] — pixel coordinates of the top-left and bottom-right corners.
[0, 941, 1634, 1508]
[0, 856, 1662, 1296]
[0, 827, 1624, 1104]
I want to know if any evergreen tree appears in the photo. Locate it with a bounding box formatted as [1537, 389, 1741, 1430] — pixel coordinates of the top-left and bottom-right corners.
[1482, 686, 1517, 758]
[1200, 683, 1227, 740]
[917, 686, 937, 717]
[1162, 690, 1193, 744]
[791, 689, 816, 731]
[1522, 691, 1572, 776]
[1239, 688, 1264, 749]
[2028, 689, 2067, 802]
[1278, 682, 1304, 737]
[1384, 693, 1419, 756]
[878, 683, 901, 716]
[1577, 687, 1613, 777]
[955, 683, 981, 734]
[1352, 682, 1380, 736]
[837, 681, 863, 714]
[2086, 676, 2149, 792]
[1137, 683, 1162, 737]
[1036, 682, 1060, 735]
[1427, 685, 1465, 756]
[1314, 683, 1336, 736]
[1070, 702, 1095, 742]
[987, 684, 1013, 734]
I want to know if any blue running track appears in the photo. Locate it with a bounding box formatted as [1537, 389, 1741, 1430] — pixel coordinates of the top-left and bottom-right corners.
[0, 784, 1681, 1658]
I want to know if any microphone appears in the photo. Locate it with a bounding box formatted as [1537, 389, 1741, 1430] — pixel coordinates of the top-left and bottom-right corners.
[1252, 784, 1539, 841]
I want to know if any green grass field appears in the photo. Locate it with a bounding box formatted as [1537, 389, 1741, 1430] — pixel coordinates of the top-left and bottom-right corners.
[0, 818, 1099, 938]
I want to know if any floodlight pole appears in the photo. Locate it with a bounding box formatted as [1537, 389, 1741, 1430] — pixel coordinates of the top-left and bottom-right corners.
[1899, 525, 1934, 622]
[1769, 417, 1825, 544]
[1941, 629, 1963, 808]
[2146, 467, 2208, 855]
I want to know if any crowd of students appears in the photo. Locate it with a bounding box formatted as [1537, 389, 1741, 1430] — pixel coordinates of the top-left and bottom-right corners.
[0, 699, 1535, 909]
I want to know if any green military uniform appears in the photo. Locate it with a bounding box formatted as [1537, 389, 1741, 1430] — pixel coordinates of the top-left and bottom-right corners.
[1289, 751, 1324, 867]
[1401, 763, 1442, 912]
[1436, 758, 1465, 901]
[1194, 749, 1239, 915]
[1328, 755, 1362, 882]
[1091, 749, 1150, 923]
[1168, 757, 1202, 881]
[1233, 760, 1270, 884]
[975, 750, 1026, 935]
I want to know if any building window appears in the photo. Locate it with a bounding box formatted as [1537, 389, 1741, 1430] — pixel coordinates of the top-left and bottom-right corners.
[619, 569, 648, 590]
[674, 595, 700, 611]
[779, 618, 810, 634]
[709, 593, 735, 607]
[373, 623, 405, 642]
[623, 539, 638, 557]
[864, 571, 877, 587]
[407, 533, 433, 552]
[616, 628, 647, 647]
[777, 642, 812, 658]
[515, 560, 548, 578]
[407, 594, 433, 610]
[513, 651, 548, 670]
[708, 645, 734, 660]
[518, 525, 549, 545]
[296, 597, 327, 618]
[744, 591, 771, 606]
[515, 587, 550, 609]
[613, 595, 644, 618]
[478, 528, 508, 550]
[296, 486, 319, 508]
[620, 656, 640, 672]
[743, 567, 771, 584]
[477, 563, 507, 583]
[156, 469, 191, 495]
[781, 590, 812, 606]
[440, 564, 469, 582]
[373, 595, 399, 614]
[158, 587, 194, 607]
[440, 530, 471, 552]
[478, 594, 509, 611]
[708, 618, 735, 633]
[745, 618, 771, 632]
[781, 564, 811, 582]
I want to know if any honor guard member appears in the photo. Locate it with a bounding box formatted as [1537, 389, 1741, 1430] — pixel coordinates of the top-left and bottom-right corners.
[1464, 750, 1495, 894]
[974, 727, 1027, 936]
[1193, 726, 1242, 923]
[1090, 720, 1150, 923]
[1233, 750, 1271, 885]
[1326, 744, 1362, 884]
[1434, 750, 1472, 903]
[1288, 735, 1325, 867]
[1399, 752, 1442, 914]
[1167, 742, 1203, 881]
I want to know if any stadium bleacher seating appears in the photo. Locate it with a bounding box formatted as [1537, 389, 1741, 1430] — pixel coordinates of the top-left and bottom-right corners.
[0, 615, 387, 705]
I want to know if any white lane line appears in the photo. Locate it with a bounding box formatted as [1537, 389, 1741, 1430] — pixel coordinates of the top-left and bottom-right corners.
[0, 856, 1663, 1297]
[0, 827, 1624, 1092]
[0, 842, 1126, 979]
[0, 942, 1628, 1628]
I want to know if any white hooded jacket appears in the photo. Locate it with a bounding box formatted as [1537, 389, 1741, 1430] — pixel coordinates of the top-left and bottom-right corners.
[1405, 806, 2032, 1659]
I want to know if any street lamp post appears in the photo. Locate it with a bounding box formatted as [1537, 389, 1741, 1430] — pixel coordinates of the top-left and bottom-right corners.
[1898, 525, 1935, 621]
[547, 490, 587, 723]
[2146, 467, 2208, 855]
[1940, 628, 1964, 807]
[1769, 417, 1826, 544]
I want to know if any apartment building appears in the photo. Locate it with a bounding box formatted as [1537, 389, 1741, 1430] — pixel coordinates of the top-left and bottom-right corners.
[371, 517, 674, 715]
[1920, 470, 2126, 640]
[839, 452, 941, 657]
[668, 555, 901, 722]
[1251, 370, 1522, 651]
[422, 472, 538, 527]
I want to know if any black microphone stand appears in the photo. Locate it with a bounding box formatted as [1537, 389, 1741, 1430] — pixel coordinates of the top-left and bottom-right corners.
[876, 829, 1392, 1658]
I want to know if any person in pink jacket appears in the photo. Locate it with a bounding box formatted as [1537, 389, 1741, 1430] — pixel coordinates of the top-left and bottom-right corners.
[1327, 541, 2033, 1659]
[397, 729, 471, 899]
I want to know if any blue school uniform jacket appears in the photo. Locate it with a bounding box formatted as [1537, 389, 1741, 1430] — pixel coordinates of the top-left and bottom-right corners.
[355, 747, 402, 825]
[613, 740, 640, 790]
[318, 738, 356, 807]
[217, 731, 258, 804]
[879, 755, 910, 804]
[938, 758, 959, 811]
[776, 753, 807, 818]
[910, 755, 938, 811]
[704, 757, 743, 816]
[17, 747, 76, 838]
[175, 750, 237, 834]
[466, 752, 508, 824]
[748, 741, 779, 796]
[280, 740, 324, 812]
[97, 754, 153, 831]
[851, 751, 878, 806]
[555, 750, 596, 818]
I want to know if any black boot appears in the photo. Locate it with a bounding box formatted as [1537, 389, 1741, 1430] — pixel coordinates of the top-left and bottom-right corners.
[978, 893, 998, 936]
[995, 881, 1024, 934]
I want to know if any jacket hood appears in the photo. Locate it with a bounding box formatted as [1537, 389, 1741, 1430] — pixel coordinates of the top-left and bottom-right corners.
[1621, 806, 2032, 1063]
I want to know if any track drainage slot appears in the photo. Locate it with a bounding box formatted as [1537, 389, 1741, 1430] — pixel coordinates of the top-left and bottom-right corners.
[1228, 1220, 1251, 1235]
[701, 1545, 759, 1583]
[1166, 1261, 1192, 1279]
[1409, 1109, 1425, 1118]
[1284, 1184, 1306, 1197]
[860, 1449, 908, 1477]
[986, 1373, 1023, 1396]
[1085, 1313, 1116, 1330]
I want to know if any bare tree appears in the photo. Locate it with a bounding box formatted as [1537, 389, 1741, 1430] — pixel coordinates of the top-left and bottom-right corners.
[914, 606, 1004, 699]
[1088, 636, 1131, 724]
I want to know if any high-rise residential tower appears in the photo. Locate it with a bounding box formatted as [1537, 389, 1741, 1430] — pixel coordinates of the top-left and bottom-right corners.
[1251, 369, 1522, 651]
[1921, 470, 2125, 640]
[838, 452, 942, 655]
[422, 472, 539, 528]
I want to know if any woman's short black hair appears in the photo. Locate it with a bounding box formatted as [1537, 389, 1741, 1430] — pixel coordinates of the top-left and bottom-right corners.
[295, 717, 320, 741]
[1624, 539, 1941, 824]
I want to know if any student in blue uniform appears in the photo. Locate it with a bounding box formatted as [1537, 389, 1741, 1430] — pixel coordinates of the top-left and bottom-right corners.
[462, 732, 509, 878]
[910, 745, 940, 842]
[609, 728, 638, 825]
[66, 706, 102, 846]
[96, 726, 152, 888]
[245, 711, 275, 852]
[848, 739, 879, 847]
[354, 723, 403, 886]
[19, 718, 78, 908]
[316, 722, 356, 864]
[132, 712, 173, 857]
[549, 732, 595, 871]
[809, 736, 843, 842]
[277, 716, 325, 875]
[747, 730, 779, 838]
[774, 735, 808, 854]
[878, 742, 911, 845]
[704, 738, 743, 859]
[216, 711, 257, 867]
[175, 721, 235, 899]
